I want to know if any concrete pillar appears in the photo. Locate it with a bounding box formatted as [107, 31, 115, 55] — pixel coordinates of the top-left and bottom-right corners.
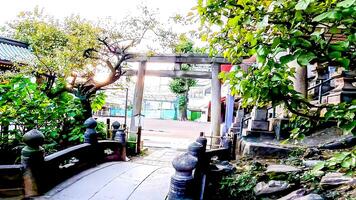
[222, 90, 234, 136]
[21, 129, 45, 198]
[130, 61, 147, 138]
[289, 60, 307, 97]
[211, 63, 221, 146]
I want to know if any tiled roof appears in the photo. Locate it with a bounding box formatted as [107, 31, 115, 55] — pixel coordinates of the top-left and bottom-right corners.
[0, 37, 35, 65]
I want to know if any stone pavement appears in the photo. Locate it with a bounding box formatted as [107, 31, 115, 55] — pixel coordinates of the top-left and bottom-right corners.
[131, 148, 184, 167]
[38, 148, 182, 200]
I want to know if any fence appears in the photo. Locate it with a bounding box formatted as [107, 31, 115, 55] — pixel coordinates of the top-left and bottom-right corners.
[168, 134, 232, 200]
[0, 118, 127, 198]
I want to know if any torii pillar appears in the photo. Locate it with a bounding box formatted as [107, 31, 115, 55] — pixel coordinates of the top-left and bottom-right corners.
[211, 62, 221, 147]
[130, 61, 147, 139]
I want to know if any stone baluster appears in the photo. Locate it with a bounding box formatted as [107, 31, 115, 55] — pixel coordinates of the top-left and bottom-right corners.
[111, 121, 121, 140]
[112, 121, 127, 161]
[196, 133, 207, 152]
[84, 117, 98, 144]
[21, 129, 45, 198]
[168, 153, 198, 200]
[188, 142, 205, 199]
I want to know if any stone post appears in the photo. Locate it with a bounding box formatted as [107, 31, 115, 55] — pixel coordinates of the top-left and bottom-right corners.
[130, 61, 147, 138]
[195, 137, 208, 200]
[246, 106, 269, 133]
[196, 133, 207, 153]
[112, 121, 127, 161]
[211, 62, 221, 147]
[168, 153, 198, 200]
[21, 129, 45, 198]
[84, 117, 98, 144]
[188, 142, 204, 160]
[111, 121, 121, 140]
[288, 60, 307, 97]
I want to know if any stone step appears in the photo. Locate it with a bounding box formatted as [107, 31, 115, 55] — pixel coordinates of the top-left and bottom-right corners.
[235, 137, 292, 158]
[243, 130, 275, 140]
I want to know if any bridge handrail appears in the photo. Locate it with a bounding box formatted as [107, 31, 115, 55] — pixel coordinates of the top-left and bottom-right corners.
[0, 118, 127, 199]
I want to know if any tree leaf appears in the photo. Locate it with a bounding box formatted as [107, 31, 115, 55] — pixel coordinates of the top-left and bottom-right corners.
[337, 58, 350, 69]
[297, 52, 316, 65]
[337, 0, 356, 8]
[295, 0, 314, 10]
[280, 54, 295, 65]
[312, 12, 329, 22]
[328, 51, 342, 59]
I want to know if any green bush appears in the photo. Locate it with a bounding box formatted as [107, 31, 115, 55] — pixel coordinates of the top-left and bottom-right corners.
[0, 75, 85, 162]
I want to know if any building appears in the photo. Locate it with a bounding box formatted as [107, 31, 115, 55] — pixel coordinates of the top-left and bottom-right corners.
[0, 37, 34, 71]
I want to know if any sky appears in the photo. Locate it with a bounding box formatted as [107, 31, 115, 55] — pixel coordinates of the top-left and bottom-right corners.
[0, 0, 197, 25]
[0, 0, 207, 101]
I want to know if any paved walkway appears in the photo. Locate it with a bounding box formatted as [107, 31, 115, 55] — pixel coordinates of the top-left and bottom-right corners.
[38, 148, 183, 200]
[132, 148, 183, 166]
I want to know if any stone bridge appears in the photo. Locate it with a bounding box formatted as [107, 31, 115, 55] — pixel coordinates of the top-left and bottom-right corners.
[0, 118, 232, 200]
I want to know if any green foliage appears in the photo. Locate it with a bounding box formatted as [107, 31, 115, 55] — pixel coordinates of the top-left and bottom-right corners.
[90, 92, 106, 112]
[197, 0, 356, 136]
[0, 75, 85, 160]
[96, 121, 107, 139]
[311, 148, 356, 176]
[218, 162, 264, 200]
[9, 8, 100, 76]
[169, 35, 198, 120]
[288, 100, 356, 140]
[324, 100, 356, 135]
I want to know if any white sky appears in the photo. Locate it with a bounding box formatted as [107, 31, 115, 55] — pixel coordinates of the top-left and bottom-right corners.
[0, 0, 196, 25]
[0, 0, 208, 100]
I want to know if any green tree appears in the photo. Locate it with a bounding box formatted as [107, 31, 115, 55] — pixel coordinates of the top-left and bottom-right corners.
[2, 6, 168, 119]
[197, 0, 355, 134]
[169, 35, 198, 120]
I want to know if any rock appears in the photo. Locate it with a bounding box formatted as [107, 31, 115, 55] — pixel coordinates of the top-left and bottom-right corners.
[320, 172, 355, 187]
[266, 164, 302, 173]
[239, 138, 291, 158]
[278, 189, 307, 200]
[303, 148, 321, 158]
[296, 194, 324, 200]
[278, 189, 324, 200]
[319, 135, 355, 149]
[254, 180, 290, 196]
[302, 160, 323, 168]
[214, 161, 235, 173]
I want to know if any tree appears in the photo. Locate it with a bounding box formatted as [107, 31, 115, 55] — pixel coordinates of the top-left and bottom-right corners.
[169, 35, 198, 120]
[197, 0, 355, 135]
[3, 6, 169, 119]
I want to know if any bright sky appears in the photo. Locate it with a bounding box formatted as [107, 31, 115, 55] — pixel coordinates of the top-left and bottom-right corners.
[0, 0, 196, 25]
[0, 0, 205, 98]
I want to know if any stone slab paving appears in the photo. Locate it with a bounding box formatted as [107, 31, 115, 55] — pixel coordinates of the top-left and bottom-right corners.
[131, 148, 184, 167]
[37, 148, 181, 200]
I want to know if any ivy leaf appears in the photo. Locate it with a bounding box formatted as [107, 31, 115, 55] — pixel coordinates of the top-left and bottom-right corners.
[280, 54, 295, 65]
[328, 51, 342, 59]
[337, 0, 356, 8]
[312, 12, 330, 22]
[313, 161, 325, 171]
[330, 41, 349, 51]
[337, 58, 350, 69]
[297, 52, 316, 65]
[295, 0, 314, 10]
[341, 157, 352, 169]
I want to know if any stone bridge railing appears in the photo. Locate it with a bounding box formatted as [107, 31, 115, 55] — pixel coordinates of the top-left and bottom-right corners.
[168, 135, 232, 200]
[0, 117, 127, 199]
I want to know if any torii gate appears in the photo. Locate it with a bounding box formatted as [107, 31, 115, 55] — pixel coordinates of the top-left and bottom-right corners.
[125, 54, 230, 144]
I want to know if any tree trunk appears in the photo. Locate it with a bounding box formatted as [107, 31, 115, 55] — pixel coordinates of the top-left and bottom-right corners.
[179, 93, 188, 121]
[81, 98, 93, 120]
